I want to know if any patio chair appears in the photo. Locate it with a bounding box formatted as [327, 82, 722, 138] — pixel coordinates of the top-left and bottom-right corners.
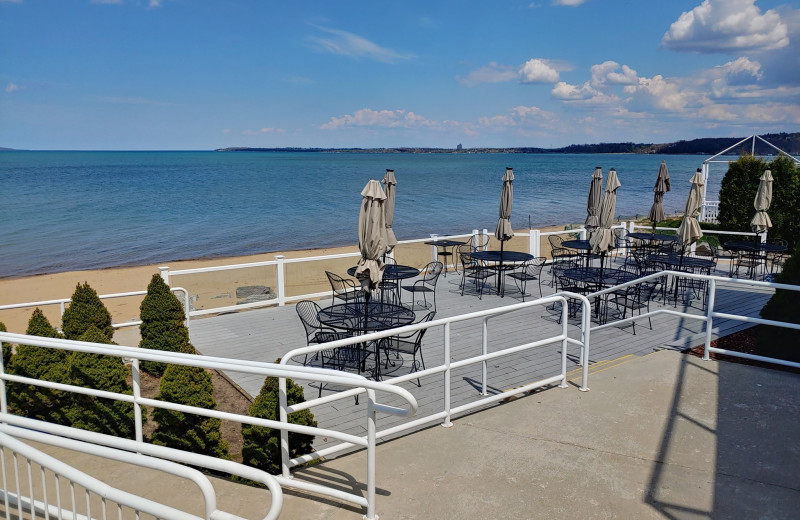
[378, 256, 399, 303]
[550, 247, 578, 287]
[608, 280, 659, 335]
[325, 271, 363, 305]
[506, 257, 546, 301]
[458, 245, 492, 298]
[472, 233, 489, 252]
[402, 261, 443, 310]
[382, 311, 436, 386]
[295, 300, 352, 367]
[548, 235, 565, 251]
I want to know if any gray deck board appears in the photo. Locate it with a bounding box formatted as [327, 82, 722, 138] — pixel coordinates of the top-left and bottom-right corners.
[188, 262, 774, 455]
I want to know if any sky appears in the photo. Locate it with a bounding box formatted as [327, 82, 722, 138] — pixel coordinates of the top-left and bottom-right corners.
[1, 0, 799, 150]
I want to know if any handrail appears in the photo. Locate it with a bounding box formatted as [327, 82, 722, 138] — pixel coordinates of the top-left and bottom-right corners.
[0, 332, 417, 520]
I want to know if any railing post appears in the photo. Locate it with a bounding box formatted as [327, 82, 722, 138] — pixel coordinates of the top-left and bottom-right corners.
[159, 266, 170, 285]
[481, 318, 488, 396]
[275, 255, 286, 306]
[131, 359, 143, 443]
[366, 391, 378, 520]
[580, 297, 591, 392]
[560, 299, 569, 389]
[278, 375, 291, 478]
[430, 234, 439, 263]
[442, 322, 453, 427]
[703, 278, 716, 361]
[471, 229, 479, 250]
[579, 227, 587, 240]
[482, 229, 489, 250]
[530, 228, 541, 258]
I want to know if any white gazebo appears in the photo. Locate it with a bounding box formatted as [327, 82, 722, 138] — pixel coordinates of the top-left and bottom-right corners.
[699, 134, 800, 223]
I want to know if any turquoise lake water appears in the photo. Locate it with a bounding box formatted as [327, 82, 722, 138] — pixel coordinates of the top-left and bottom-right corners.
[0, 151, 723, 277]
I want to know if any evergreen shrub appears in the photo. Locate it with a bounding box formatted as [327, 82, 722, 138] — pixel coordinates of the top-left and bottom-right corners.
[758, 245, 800, 362]
[151, 352, 229, 459]
[7, 309, 71, 425]
[0, 321, 9, 369]
[241, 373, 316, 475]
[62, 282, 114, 341]
[139, 274, 194, 376]
[67, 326, 137, 438]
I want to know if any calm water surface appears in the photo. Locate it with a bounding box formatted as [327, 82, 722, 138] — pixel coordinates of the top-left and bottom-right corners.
[0, 151, 722, 278]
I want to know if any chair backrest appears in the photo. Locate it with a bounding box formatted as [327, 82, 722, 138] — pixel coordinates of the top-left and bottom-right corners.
[421, 262, 444, 285]
[410, 311, 437, 347]
[548, 235, 564, 249]
[472, 234, 489, 251]
[296, 300, 323, 340]
[325, 270, 347, 289]
[523, 257, 547, 277]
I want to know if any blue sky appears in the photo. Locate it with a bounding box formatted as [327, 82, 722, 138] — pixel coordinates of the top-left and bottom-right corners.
[1, 0, 798, 150]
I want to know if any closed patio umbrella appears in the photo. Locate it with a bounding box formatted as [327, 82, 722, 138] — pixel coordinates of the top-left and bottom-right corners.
[354, 180, 388, 301]
[494, 167, 514, 274]
[648, 160, 671, 233]
[585, 166, 603, 232]
[676, 169, 705, 256]
[750, 169, 773, 237]
[589, 168, 621, 268]
[382, 169, 398, 256]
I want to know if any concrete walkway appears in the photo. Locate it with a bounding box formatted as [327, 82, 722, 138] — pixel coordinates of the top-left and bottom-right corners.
[33, 349, 800, 519]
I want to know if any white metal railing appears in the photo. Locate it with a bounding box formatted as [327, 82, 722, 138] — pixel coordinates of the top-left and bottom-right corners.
[0, 332, 418, 520]
[700, 200, 719, 223]
[277, 293, 593, 474]
[626, 221, 764, 255]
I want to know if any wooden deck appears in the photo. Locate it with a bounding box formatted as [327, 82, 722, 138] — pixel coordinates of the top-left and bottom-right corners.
[188, 260, 774, 453]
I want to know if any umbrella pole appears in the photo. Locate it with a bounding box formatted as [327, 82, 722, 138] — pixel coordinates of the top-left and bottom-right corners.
[498, 240, 505, 295]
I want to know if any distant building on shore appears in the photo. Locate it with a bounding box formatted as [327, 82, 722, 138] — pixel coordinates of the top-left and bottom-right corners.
[456, 143, 463, 151]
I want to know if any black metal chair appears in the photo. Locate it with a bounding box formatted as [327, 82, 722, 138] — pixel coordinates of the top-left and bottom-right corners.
[381, 311, 436, 386]
[507, 257, 546, 301]
[402, 262, 443, 310]
[325, 271, 363, 305]
[550, 248, 578, 288]
[548, 235, 565, 251]
[608, 280, 659, 335]
[378, 257, 399, 303]
[295, 300, 352, 368]
[458, 245, 491, 298]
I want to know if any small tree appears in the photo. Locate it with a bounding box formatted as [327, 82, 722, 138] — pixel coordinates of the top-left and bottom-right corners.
[758, 246, 800, 362]
[67, 326, 138, 438]
[151, 345, 229, 459]
[62, 282, 113, 341]
[241, 374, 316, 475]
[139, 274, 194, 376]
[7, 309, 71, 425]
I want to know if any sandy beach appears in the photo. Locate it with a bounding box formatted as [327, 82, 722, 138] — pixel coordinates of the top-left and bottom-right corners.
[0, 224, 576, 343]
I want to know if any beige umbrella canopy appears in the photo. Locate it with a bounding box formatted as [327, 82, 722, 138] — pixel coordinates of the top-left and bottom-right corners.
[382, 169, 398, 254]
[495, 167, 515, 243]
[585, 166, 603, 231]
[750, 170, 773, 234]
[589, 168, 621, 255]
[354, 180, 387, 295]
[676, 169, 705, 252]
[647, 160, 671, 231]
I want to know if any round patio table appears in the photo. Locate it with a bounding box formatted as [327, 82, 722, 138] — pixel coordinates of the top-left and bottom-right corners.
[317, 302, 415, 380]
[724, 241, 787, 253]
[424, 239, 466, 275]
[347, 264, 420, 303]
[561, 239, 591, 250]
[627, 232, 677, 243]
[470, 250, 534, 297]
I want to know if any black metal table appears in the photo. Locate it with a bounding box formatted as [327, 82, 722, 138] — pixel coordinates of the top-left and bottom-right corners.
[470, 250, 534, 296]
[648, 253, 714, 303]
[627, 232, 677, 243]
[561, 239, 591, 251]
[724, 241, 787, 280]
[561, 267, 639, 322]
[424, 239, 466, 275]
[347, 264, 420, 302]
[317, 302, 415, 380]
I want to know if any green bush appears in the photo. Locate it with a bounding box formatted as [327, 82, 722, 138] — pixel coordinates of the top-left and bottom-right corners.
[151, 360, 229, 459]
[0, 321, 9, 369]
[139, 274, 194, 376]
[718, 156, 800, 250]
[62, 282, 114, 341]
[241, 374, 316, 475]
[757, 245, 800, 362]
[67, 326, 137, 438]
[6, 309, 71, 425]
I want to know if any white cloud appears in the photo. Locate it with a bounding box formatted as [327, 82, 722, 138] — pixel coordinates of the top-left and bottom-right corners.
[308, 26, 414, 63]
[320, 108, 435, 130]
[458, 62, 518, 86]
[624, 75, 691, 111]
[590, 61, 639, 87]
[91, 0, 123, 4]
[148, 0, 162, 8]
[662, 0, 789, 53]
[552, 81, 618, 105]
[552, 0, 587, 6]
[519, 58, 560, 83]
[5, 83, 21, 93]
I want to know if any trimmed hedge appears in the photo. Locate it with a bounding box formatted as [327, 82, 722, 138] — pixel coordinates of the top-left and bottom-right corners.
[139, 274, 195, 376]
[62, 283, 114, 341]
[67, 326, 137, 438]
[758, 245, 800, 362]
[241, 374, 316, 475]
[6, 309, 71, 425]
[151, 355, 229, 459]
